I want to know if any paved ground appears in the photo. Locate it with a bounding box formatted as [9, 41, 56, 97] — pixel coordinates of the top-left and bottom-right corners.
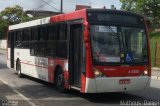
[1, 50, 160, 106]
[152, 68, 160, 77]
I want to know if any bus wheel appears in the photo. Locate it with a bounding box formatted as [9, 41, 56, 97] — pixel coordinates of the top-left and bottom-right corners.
[55, 68, 65, 92]
[16, 61, 23, 78]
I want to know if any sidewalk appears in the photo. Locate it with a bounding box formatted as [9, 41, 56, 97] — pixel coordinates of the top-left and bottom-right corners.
[0, 49, 6, 54]
[152, 67, 160, 79]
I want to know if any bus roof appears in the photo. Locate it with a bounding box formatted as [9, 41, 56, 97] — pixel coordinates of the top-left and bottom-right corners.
[8, 9, 143, 31]
[50, 9, 87, 23]
[9, 17, 50, 31]
[86, 9, 143, 17]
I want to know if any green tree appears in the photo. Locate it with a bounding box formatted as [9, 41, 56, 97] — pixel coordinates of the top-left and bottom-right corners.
[0, 5, 32, 39]
[120, 0, 160, 24]
[0, 5, 32, 24]
[0, 19, 8, 39]
[120, 0, 137, 12]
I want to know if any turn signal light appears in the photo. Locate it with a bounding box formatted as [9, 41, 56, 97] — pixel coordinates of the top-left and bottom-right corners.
[93, 67, 105, 78]
[141, 65, 150, 76]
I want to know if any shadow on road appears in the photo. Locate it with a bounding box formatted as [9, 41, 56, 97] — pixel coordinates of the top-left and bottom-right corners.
[81, 93, 150, 104]
[13, 74, 155, 105]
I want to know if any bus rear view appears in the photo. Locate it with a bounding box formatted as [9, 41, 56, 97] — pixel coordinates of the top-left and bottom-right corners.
[85, 9, 151, 93]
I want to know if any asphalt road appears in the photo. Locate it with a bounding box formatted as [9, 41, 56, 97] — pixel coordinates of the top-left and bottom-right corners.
[0, 50, 160, 106]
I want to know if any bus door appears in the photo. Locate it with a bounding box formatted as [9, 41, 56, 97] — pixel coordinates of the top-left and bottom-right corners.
[69, 21, 83, 87]
[10, 32, 15, 68]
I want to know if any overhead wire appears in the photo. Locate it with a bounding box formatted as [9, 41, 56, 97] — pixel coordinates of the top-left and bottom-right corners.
[37, 0, 60, 12]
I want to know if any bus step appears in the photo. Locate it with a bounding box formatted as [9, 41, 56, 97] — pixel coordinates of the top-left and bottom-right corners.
[71, 86, 81, 91]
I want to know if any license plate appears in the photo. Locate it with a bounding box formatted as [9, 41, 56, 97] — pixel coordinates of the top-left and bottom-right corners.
[119, 79, 130, 84]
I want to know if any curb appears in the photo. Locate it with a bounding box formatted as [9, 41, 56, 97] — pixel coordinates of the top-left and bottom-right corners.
[151, 76, 160, 80]
[152, 67, 160, 71]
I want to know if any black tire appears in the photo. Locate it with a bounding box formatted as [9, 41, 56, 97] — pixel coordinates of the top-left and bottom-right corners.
[55, 68, 65, 92]
[16, 60, 23, 78]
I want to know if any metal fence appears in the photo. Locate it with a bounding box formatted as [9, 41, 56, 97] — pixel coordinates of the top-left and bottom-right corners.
[150, 42, 160, 67]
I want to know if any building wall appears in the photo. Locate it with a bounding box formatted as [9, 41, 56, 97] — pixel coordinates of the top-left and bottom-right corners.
[0, 40, 6, 49]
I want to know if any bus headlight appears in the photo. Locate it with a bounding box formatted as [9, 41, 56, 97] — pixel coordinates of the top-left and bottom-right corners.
[141, 70, 148, 76]
[93, 67, 105, 77]
[144, 71, 148, 75]
[141, 65, 150, 76]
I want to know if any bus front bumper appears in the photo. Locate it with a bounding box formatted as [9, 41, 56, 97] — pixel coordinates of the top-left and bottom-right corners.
[85, 76, 150, 93]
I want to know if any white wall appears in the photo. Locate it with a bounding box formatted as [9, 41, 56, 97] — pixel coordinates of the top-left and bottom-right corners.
[0, 40, 6, 49]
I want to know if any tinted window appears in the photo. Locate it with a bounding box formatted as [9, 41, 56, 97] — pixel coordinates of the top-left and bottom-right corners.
[31, 28, 39, 41]
[30, 42, 35, 55]
[16, 31, 23, 41]
[45, 42, 56, 57]
[7, 32, 11, 48]
[24, 29, 31, 41]
[37, 42, 45, 56]
[57, 23, 67, 40]
[8, 32, 11, 42]
[39, 26, 47, 41]
[56, 41, 67, 58]
[48, 25, 56, 41]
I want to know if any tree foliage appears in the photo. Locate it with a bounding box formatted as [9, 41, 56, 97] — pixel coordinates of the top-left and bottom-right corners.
[0, 19, 8, 39]
[120, 0, 160, 25]
[120, 0, 137, 12]
[0, 5, 32, 39]
[0, 5, 32, 24]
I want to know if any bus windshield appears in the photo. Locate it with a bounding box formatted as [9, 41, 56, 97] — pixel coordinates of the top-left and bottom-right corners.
[90, 25, 148, 64]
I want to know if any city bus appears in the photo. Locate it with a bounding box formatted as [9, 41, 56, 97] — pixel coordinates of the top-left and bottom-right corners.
[7, 9, 151, 93]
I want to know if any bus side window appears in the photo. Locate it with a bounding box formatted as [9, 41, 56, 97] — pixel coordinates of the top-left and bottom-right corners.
[56, 23, 67, 58]
[46, 42, 56, 57]
[45, 24, 56, 57]
[39, 26, 47, 41]
[31, 28, 39, 41]
[36, 26, 47, 56]
[16, 31, 23, 41]
[48, 25, 56, 41]
[8, 32, 11, 48]
[30, 42, 35, 56]
[37, 42, 45, 56]
[23, 29, 31, 49]
[24, 29, 31, 41]
[15, 30, 23, 48]
[57, 23, 67, 40]
[30, 28, 38, 56]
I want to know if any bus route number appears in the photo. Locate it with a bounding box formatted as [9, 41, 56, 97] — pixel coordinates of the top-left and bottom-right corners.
[128, 70, 139, 74]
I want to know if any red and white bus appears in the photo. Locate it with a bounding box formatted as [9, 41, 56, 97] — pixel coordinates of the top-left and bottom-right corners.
[7, 9, 151, 93]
